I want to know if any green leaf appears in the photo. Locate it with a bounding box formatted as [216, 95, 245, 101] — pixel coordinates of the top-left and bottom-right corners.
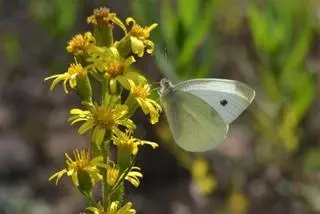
[280, 27, 312, 92]
[160, 0, 178, 51]
[132, 0, 147, 23]
[1, 34, 20, 64]
[56, 0, 77, 33]
[132, 0, 157, 24]
[291, 72, 316, 122]
[77, 171, 93, 193]
[78, 120, 94, 135]
[75, 75, 92, 104]
[29, 0, 77, 35]
[177, 0, 218, 69]
[304, 149, 320, 172]
[194, 38, 215, 78]
[247, 5, 268, 52]
[95, 127, 106, 147]
[261, 69, 282, 102]
[178, 0, 198, 29]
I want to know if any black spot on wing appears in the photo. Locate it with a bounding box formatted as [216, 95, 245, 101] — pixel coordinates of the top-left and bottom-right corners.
[220, 99, 228, 106]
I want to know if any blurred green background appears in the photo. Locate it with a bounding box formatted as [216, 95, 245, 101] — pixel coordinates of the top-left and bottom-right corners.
[0, 0, 319, 213]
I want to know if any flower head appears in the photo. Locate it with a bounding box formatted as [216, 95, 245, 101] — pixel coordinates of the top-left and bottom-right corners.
[191, 158, 216, 195]
[87, 7, 126, 33]
[49, 149, 106, 187]
[107, 162, 119, 186]
[85, 201, 136, 214]
[128, 80, 162, 124]
[45, 62, 87, 93]
[67, 32, 95, 56]
[112, 130, 158, 156]
[126, 17, 158, 57]
[88, 46, 145, 90]
[103, 54, 136, 90]
[68, 104, 135, 146]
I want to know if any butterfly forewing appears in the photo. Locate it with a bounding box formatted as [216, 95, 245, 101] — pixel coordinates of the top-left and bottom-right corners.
[161, 90, 228, 152]
[174, 79, 255, 124]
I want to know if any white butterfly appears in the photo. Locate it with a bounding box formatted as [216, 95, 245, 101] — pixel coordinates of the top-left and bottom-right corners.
[158, 78, 255, 152]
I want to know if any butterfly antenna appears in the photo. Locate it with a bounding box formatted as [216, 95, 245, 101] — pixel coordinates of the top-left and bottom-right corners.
[149, 48, 170, 95]
[164, 47, 168, 61]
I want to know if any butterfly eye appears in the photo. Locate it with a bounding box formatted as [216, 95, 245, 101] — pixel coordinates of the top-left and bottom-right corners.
[159, 78, 173, 92]
[220, 99, 228, 106]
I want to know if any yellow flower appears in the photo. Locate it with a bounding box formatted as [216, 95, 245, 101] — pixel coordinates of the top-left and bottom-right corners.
[87, 7, 127, 34]
[68, 104, 135, 146]
[191, 158, 216, 195]
[45, 62, 87, 93]
[126, 17, 158, 57]
[67, 32, 95, 56]
[125, 166, 143, 187]
[227, 192, 248, 214]
[112, 130, 158, 156]
[107, 162, 119, 186]
[128, 80, 162, 124]
[192, 158, 209, 178]
[87, 46, 145, 90]
[49, 149, 106, 186]
[85, 201, 136, 214]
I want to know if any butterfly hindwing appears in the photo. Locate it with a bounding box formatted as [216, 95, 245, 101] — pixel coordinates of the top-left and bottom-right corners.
[161, 90, 228, 152]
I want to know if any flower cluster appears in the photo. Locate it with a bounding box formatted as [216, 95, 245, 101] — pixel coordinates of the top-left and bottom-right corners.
[45, 6, 160, 213]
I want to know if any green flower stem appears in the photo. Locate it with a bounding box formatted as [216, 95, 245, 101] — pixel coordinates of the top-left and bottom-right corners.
[113, 148, 133, 204]
[94, 26, 113, 47]
[82, 191, 98, 207]
[75, 75, 93, 103]
[115, 35, 131, 58]
[109, 156, 136, 204]
[102, 139, 110, 210]
[89, 68, 104, 83]
[111, 181, 124, 205]
[124, 94, 139, 118]
[101, 77, 110, 105]
[110, 158, 135, 193]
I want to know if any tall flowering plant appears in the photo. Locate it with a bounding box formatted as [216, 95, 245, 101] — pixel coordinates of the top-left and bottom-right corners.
[45, 7, 161, 213]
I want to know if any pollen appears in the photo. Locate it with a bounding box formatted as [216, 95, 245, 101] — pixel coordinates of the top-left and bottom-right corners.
[107, 61, 125, 78]
[87, 7, 115, 27]
[119, 136, 137, 155]
[129, 22, 158, 39]
[130, 25, 150, 38]
[67, 32, 95, 56]
[107, 166, 119, 186]
[94, 106, 115, 127]
[67, 63, 86, 77]
[132, 85, 150, 99]
[68, 150, 91, 170]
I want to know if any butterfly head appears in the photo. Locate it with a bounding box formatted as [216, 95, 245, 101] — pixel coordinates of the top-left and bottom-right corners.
[158, 78, 173, 96]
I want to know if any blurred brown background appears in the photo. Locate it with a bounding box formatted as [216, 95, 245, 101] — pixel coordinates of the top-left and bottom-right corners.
[0, 0, 319, 214]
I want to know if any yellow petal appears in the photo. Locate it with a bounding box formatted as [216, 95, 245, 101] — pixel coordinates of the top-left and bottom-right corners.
[49, 75, 66, 91]
[144, 40, 155, 54]
[111, 16, 128, 34]
[126, 17, 136, 26]
[124, 71, 147, 84]
[69, 76, 77, 88]
[147, 23, 158, 33]
[78, 120, 95, 135]
[95, 127, 106, 146]
[140, 140, 159, 149]
[117, 76, 130, 90]
[124, 56, 136, 67]
[130, 37, 145, 57]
